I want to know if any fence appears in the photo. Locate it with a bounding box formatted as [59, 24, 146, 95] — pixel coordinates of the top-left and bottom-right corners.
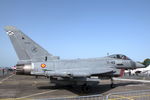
[0, 69, 8, 76]
[106, 89, 150, 100]
[45, 94, 104, 100]
[42, 89, 150, 100]
[1, 90, 150, 100]
[0, 68, 13, 77]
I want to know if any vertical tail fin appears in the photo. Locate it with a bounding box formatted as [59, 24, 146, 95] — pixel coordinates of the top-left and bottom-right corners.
[4, 26, 58, 62]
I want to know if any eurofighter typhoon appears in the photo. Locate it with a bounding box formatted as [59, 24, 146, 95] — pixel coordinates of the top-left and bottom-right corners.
[4, 26, 145, 92]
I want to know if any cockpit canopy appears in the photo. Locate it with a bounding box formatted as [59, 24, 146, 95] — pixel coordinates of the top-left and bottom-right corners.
[108, 54, 131, 60]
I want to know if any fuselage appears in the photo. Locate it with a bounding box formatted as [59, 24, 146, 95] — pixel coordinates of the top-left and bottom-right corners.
[31, 56, 136, 76]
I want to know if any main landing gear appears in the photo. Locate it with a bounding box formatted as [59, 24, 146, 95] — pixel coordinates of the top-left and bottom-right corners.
[81, 84, 91, 93]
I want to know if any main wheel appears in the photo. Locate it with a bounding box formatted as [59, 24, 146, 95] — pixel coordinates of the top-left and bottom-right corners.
[81, 84, 91, 93]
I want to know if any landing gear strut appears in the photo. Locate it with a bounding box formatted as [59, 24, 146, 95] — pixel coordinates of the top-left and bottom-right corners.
[110, 77, 115, 88]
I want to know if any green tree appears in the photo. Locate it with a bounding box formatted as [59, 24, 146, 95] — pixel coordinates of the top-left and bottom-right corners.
[143, 58, 150, 67]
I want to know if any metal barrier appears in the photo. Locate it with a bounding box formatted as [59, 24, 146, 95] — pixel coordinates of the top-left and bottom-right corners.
[1, 90, 150, 100]
[44, 94, 104, 100]
[44, 89, 150, 100]
[106, 89, 150, 100]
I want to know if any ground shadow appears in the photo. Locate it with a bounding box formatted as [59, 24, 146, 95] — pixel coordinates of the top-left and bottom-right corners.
[37, 82, 140, 96]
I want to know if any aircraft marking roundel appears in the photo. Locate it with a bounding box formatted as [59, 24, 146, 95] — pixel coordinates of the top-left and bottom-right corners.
[41, 64, 46, 68]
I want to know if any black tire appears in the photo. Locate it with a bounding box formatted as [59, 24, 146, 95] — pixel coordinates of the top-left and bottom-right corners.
[81, 85, 91, 93]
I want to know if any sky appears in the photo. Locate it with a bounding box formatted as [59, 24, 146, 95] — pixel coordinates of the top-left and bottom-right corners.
[0, 0, 150, 67]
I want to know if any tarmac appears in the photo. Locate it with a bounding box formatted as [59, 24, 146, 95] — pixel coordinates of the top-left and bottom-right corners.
[1, 71, 150, 100]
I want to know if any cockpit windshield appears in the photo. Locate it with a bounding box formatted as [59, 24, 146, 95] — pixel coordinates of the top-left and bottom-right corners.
[108, 54, 131, 60]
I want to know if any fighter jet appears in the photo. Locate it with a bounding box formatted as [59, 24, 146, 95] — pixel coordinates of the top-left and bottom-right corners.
[4, 26, 145, 92]
[126, 65, 150, 76]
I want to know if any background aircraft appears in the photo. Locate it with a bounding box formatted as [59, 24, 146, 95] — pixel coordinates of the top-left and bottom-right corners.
[4, 26, 145, 92]
[125, 65, 150, 76]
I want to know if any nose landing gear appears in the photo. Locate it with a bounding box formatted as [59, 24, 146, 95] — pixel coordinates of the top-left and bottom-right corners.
[110, 77, 115, 88]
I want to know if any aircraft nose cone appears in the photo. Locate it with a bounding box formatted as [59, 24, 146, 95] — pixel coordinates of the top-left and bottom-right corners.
[135, 62, 145, 68]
